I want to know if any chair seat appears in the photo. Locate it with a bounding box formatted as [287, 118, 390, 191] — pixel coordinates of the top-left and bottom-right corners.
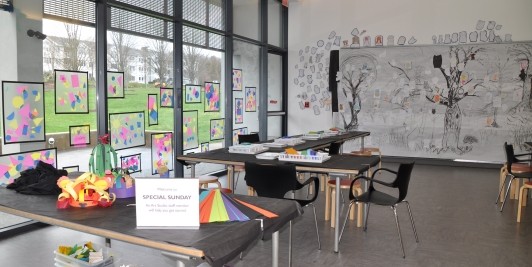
[234, 165, 245, 171]
[328, 179, 360, 188]
[512, 163, 532, 173]
[356, 190, 399, 206]
[199, 175, 219, 183]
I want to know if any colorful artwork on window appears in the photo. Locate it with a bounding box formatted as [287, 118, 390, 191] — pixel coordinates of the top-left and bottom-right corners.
[235, 98, 244, 124]
[109, 111, 145, 150]
[210, 118, 225, 141]
[185, 84, 201, 103]
[232, 127, 249, 145]
[204, 82, 221, 112]
[160, 88, 174, 108]
[55, 70, 89, 114]
[0, 148, 57, 186]
[120, 153, 142, 174]
[183, 110, 199, 150]
[201, 142, 209, 152]
[62, 165, 79, 173]
[148, 94, 158, 126]
[69, 124, 91, 146]
[1, 81, 45, 144]
[245, 87, 257, 112]
[107, 71, 125, 98]
[151, 132, 173, 175]
[232, 69, 243, 91]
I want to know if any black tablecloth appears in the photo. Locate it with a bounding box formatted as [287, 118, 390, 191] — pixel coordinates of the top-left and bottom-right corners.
[0, 189, 301, 267]
[265, 131, 369, 152]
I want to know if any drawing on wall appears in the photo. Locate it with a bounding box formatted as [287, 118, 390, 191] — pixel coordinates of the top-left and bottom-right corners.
[185, 84, 201, 103]
[375, 35, 383, 46]
[151, 132, 173, 175]
[201, 142, 209, 152]
[120, 153, 142, 174]
[245, 87, 257, 112]
[204, 82, 221, 112]
[148, 94, 158, 126]
[109, 111, 145, 150]
[210, 118, 225, 141]
[232, 127, 248, 145]
[107, 71, 125, 98]
[1, 81, 45, 144]
[235, 98, 244, 124]
[62, 165, 79, 173]
[183, 110, 199, 150]
[0, 148, 57, 186]
[160, 88, 174, 108]
[54, 70, 89, 114]
[69, 124, 91, 146]
[233, 69, 243, 91]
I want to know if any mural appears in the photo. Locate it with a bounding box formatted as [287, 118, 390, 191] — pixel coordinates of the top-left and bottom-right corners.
[232, 127, 249, 145]
[245, 87, 257, 112]
[160, 88, 174, 108]
[185, 84, 201, 103]
[183, 110, 199, 150]
[0, 148, 57, 186]
[107, 71, 125, 98]
[109, 111, 145, 150]
[233, 69, 243, 91]
[235, 98, 244, 124]
[210, 118, 225, 141]
[120, 153, 142, 174]
[69, 124, 91, 146]
[204, 82, 221, 112]
[1, 81, 45, 144]
[151, 132, 173, 175]
[55, 70, 89, 114]
[148, 94, 158, 126]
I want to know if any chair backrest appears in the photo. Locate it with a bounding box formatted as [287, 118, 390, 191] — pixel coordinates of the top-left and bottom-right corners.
[238, 133, 260, 144]
[393, 162, 415, 202]
[328, 141, 344, 155]
[504, 142, 517, 173]
[244, 161, 298, 199]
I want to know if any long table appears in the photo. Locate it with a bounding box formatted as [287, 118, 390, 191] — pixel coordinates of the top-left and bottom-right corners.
[0, 189, 301, 267]
[265, 131, 370, 152]
[177, 151, 380, 253]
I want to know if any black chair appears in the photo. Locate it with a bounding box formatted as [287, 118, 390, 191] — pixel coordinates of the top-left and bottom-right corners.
[238, 133, 260, 144]
[339, 162, 418, 258]
[244, 161, 321, 250]
[497, 142, 532, 212]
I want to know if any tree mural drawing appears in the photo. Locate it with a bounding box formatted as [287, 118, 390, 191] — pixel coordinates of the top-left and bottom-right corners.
[509, 44, 532, 109]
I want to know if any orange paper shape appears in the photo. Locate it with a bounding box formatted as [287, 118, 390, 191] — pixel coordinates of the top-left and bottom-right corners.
[234, 198, 278, 218]
[285, 147, 298, 155]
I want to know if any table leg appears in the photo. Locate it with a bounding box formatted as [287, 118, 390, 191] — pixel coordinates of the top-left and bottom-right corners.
[288, 221, 292, 267]
[161, 251, 201, 267]
[361, 136, 365, 150]
[227, 165, 234, 192]
[334, 174, 340, 253]
[272, 230, 279, 267]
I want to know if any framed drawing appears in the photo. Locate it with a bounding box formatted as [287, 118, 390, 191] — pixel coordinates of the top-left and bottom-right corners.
[120, 153, 142, 174]
[235, 98, 244, 124]
[54, 70, 89, 114]
[0, 148, 57, 186]
[109, 111, 145, 150]
[160, 87, 174, 108]
[184, 84, 201, 104]
[107, 71, 125, 98]
[62, 165, 80, 173]
[232, 69, 243, 91]
[232, 127, 248, 145]
[69, 124, 91, 146]
[1, 81, 46, 144]
[210, 118, 225, 141]
[151, 132, 173, 175]
[245, 87, 257, 112]
[201, 142, 209, 152]
[204, 82, 221, 112]
[183, 110, 199, 150]
[148, 94, 159, 126]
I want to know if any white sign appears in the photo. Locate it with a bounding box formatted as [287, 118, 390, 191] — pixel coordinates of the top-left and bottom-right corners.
[135, 178, 199, 229]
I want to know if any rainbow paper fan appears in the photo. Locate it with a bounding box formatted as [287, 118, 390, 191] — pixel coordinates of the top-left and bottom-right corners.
[199, 189, 278, 223]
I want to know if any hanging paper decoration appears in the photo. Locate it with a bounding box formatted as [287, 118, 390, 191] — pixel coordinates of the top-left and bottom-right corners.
[160, 87, 174, 107]
[55, 70, 89, 114]
[147, 94, 158, 126]
[107, 71, 125, 98]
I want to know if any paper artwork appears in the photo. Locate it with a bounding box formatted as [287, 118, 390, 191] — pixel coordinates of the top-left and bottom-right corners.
[160, 88, 174, 108]
[120, 153, 142, 174]
[0, 148, 57, 186]
[107, 71, 125, 98]
[183, 110, 199, 150]
[55, 70, 89, 114]
[109, 111, 145, 150]
[69, 124, 91, 146]
[204, 82, 221, 112]
[245, 87, 257, 112]
[235, 98, 244, 124]
[232, 127, 248, 145]
[148, 94, 158, 126]
[151, 132, 173, 175]
[201, 142, 209, 152]
[185, 84, 201, 103]
[232, 69, 243, 91]
[62, 165, 79, 173]
[210, 119, 225, 141]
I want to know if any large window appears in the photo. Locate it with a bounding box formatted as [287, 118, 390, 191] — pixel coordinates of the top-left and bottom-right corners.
[233, 0, 260, 40]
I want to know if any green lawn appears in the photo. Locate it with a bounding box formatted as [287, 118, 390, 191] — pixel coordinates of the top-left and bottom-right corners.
[44, 85, 223, 145]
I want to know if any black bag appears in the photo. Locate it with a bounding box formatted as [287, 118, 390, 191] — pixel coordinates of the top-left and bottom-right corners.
[6, 161, 67, 195]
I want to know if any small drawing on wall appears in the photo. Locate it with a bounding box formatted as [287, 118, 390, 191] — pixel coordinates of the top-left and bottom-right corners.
[232, 69, 243, 91]
[151, 132, 173, 175]
[245, 87, 257, 112]
[147, 94, 158, 126]
[201, 142, 209, 152]
[210, 118, 225, 141]
[375, 35, 383, 46]
[235, 98, 244, 124]
[69, 124, 91, 146]
[107, 71, 125, 98]
[62, 165, 80, 173]
[232, 127, 249, 145]
[204, 82, 221, 112]
[55, 70, 89, 114]
[160, 88, 174, 108]
[183, 110, 199, 150]
[185, 84, 201, 104]
[120, 153, 142, 174]
[109, 111, 145, 150]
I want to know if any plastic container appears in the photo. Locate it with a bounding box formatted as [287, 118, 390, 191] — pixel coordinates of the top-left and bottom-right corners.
[278, 152, 331, 163]
[53, 242, 117, 267]
[228, 144, 268, 154]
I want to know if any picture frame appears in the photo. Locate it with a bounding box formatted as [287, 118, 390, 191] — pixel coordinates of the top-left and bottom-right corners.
[54, 70, 89, 114]
[120, 153, 142, 174]
[62, 165, 80, 173]
[0, 148, 57, 186]
[151, 132, 173, 175]
[245, 87, 257, 112]
[183, 110, 199, 150]
[109, 111, 146, 150]
[210, 118, 225, 141]
[184, 84, 202, 104]
[201, 142, 209, 152]
[107, 71, 125, 98]
[232, 127, 249, 145]
[148, 94, 159, 126]
[204, 82, 221, 112]
[160, 87, 174, 108]
[69, 124, 91, 146]
[232, 69, 243, 91]
[235, 98, 244, 124]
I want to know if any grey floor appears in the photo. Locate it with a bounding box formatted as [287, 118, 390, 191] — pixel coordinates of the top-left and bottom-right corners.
[1, 163, 532, 267]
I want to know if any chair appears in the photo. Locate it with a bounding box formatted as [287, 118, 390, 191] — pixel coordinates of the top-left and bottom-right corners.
[233, 133, 261, 192]
[244, 161, 321, 250]
[339, 162, 418, 258]
[496, 142, 532, 212]
[313, 141, 344, 192]
[517, 181, 532, 222]
[350, 147, 382, 170]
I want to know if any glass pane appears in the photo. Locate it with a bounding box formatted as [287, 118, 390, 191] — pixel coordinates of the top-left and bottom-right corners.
[183, 0, 225, 31]
[268, 53, 282, 111]
[267, 116, 282, 139]
[233, 0, 260, 41]
[115, 0, 173, 16]
[233, 40, 260, 141]
[268, 0, 282, 47]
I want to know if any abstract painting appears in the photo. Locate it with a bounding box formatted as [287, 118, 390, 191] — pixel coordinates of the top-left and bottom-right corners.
[107, 71, 125, 98]
[235, 98, 244, 124]
[210, 118, 225, 141]
[183, 110, 199, 150]
[121, 153, 142, 174]
[148, 94, 158, 126]
[245, 87, 257, 112]
[232, 69, 243, 91]
[62, 165, 79, 173]
[185, 84, 201, 103]
[55, 70, 89, 114]
[232, 127, 248, 145]
[204, 82, 221, 112]
[201, 142, 209, 152]
[0, 148, 57, 186]
[109, 111, 145, 150]
[1, 81, 45, 144]
[151, 132, 173, 175]
[160, 88, 174, 108]
[69, 124, 91, 146]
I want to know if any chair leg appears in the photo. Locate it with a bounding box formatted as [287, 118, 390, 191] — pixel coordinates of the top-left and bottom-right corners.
[320, 174, 325, 192]
[234, 172, 240, 191]
[288, 220, 292, 267]
[363, 203, 371, 231]
[500, 177, 515, 212]
[339, 201, 354, 243]
[331, 189, 336, 228]
[404, 201, 419, 242]
[310, 203, 321, 250]
[324, 183, 331, 220]
[517, 186, 526, 222]
[496, 172, 509, 204]
[392, 205, 406, 258]
[355, 188, 363, 227]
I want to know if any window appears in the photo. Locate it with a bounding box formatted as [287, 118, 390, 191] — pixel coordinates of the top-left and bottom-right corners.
[233, 0, 260, 40]
[268, 0, 282, 47]
[233, 40, 260, 134]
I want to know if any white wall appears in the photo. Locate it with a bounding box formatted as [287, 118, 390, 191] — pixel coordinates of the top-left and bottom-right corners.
[288, 0, 532, 135]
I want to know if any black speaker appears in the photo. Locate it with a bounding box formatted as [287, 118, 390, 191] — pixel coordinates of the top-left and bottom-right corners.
[329, 50, 339, 112]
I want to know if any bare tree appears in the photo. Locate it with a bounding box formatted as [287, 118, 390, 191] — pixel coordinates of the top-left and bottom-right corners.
[85, 37, 97, 80]
[109, 32, 135, 80]
[509, 44, 532, 109]
[151, 40, 170, 85]
[140, 46, 153, 85]
[61, 24, 88, 71]
[198, 55, 222, 84]
[183, 45, 202, 84]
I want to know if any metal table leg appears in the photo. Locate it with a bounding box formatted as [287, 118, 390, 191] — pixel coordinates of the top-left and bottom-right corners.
[161, 251, 201, 267]
[334, 174, 341, 253]
[272, 230, 279, 267]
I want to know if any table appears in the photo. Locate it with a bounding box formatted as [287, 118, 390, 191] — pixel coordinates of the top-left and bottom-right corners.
[265, 131, 370, 152]
[177, 151, 380, 253]
[0, 189, 301, 267]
